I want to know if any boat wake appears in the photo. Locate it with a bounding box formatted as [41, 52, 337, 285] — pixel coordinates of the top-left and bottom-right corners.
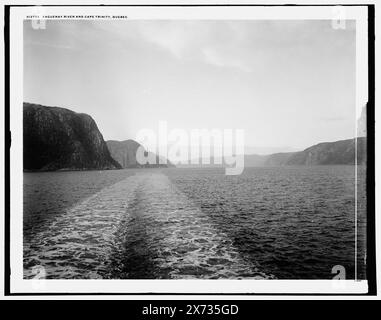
[24, 171, 273, 279]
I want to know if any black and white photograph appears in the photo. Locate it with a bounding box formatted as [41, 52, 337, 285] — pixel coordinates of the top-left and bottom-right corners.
[3, 3, 377, 297]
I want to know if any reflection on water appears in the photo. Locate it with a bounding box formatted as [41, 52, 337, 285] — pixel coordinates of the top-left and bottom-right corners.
[23, 166, 366, 279]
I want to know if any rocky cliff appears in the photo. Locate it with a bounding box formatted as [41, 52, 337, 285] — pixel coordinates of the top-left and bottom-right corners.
[23, 102, 121, 171]
[106, 139, 174, 168]
[357, 105, 367, 137]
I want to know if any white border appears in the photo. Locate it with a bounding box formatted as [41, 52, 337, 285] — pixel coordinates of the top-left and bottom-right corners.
[9, 5, 369, 295]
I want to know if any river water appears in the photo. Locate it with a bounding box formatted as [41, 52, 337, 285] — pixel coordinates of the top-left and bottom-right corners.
[23, 166, 366, 279]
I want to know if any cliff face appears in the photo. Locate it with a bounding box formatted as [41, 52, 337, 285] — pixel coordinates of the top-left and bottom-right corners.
[23, 102, 121, 171]
[357, 105, 367, 137]
[106, 140, 174, 168]
[244, 138, 367, 167]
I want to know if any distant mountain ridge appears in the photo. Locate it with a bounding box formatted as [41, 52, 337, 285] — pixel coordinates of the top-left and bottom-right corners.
[245, 137, 366, 166]
[106, 139, 174, 168]
[23, 102, 366, 171]
[177, 138, 366, 167]
[23, 102, 121, 171]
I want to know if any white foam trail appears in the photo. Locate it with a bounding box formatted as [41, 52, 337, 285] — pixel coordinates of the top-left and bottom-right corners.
[24, 174, 140, 279]
[24, 171, 273, 279]
[109, 172, 272, 279]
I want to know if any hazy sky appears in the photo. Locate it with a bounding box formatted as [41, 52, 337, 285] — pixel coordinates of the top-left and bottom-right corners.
[24, 19, 356, 152]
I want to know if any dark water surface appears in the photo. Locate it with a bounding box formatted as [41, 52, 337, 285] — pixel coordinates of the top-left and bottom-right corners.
[23, 166, 366, 279]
